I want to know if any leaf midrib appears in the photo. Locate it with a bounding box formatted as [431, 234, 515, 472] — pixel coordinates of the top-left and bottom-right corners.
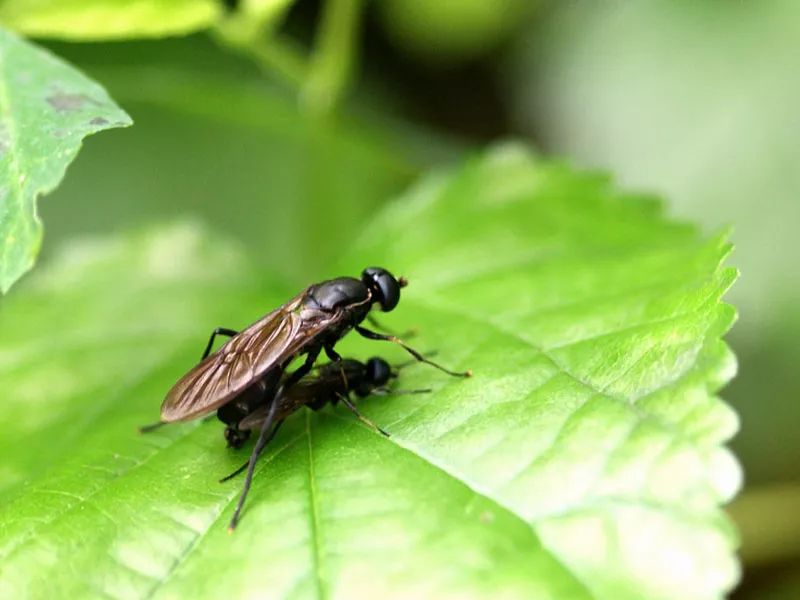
[134, 410, 595, 599]
[305, 411, 326, 600]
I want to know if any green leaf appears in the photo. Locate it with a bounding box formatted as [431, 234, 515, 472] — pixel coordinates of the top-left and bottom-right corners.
[509, 0, 800, 484]
[0, 27, 131, 293]
[0, 0, 220, 40]
[0, 146, 739, 599]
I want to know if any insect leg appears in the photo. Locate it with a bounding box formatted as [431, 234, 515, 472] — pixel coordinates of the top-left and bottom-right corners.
[228, 349, 320, 531]
[355, 326, 472, 378]
[139, 421, 165, 433]
[394, 351, 438, 370]
[284, 347, 322, 387]
[201, 327, 238, 360]
[324, 345, 349, 390]
[228, 395, 280, 532]
[380, 388, 433, 396]
[366, 314, 417, 338]
[219, 420, 284, 483]
[140, 407, 227, 434]
[336, 392, 390, 437]
[139, 409, 219, 434]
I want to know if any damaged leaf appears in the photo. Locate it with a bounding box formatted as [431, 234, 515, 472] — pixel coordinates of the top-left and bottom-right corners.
[0, 26, 131, 293]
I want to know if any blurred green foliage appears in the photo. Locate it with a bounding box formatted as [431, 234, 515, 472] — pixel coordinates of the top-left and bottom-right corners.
[378, 0, 532, 64]
[0, 0, 220, 39]
[39, 36, 457, 283]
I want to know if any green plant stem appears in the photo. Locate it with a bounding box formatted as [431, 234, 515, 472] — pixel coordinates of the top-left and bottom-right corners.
[302, 0, 364, 115]
[728, 483, 800, 566]
[246, 35, 308, 88]
[211, 25, 308, 91]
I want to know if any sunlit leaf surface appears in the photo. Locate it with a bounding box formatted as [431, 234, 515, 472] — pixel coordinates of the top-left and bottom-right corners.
[0, 146, 739, 599]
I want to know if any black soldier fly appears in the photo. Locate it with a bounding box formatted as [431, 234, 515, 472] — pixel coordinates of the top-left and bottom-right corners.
[143, 267, 470, 530]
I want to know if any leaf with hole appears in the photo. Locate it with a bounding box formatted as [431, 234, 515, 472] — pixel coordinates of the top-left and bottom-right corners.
[0, 26, 131, 293]
[0, 146, 740, 599]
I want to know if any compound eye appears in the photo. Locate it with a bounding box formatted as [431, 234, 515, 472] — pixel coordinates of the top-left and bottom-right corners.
[362, 267, 401, 312]
[366, 357, 391, 386]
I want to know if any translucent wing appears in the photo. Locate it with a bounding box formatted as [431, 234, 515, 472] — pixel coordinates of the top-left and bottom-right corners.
[237, 386, 315, 431]
[160, 291, 342, 422]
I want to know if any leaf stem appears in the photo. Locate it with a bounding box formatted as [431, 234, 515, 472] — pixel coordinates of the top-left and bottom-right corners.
[302, 0, 364, 116]
[211, 25, 308, 90]
[246, 35, 308, 88]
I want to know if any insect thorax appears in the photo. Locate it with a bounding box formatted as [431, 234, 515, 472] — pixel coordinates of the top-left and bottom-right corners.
[306, 277, 370, 311]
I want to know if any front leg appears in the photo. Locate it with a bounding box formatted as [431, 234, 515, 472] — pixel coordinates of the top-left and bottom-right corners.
[355, 326, 471, 378]
[336, 392, 390, 437]
[366, 314, 417, 339]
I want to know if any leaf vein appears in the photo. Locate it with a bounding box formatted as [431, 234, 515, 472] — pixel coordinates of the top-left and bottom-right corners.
[305, 411, 326, 600]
